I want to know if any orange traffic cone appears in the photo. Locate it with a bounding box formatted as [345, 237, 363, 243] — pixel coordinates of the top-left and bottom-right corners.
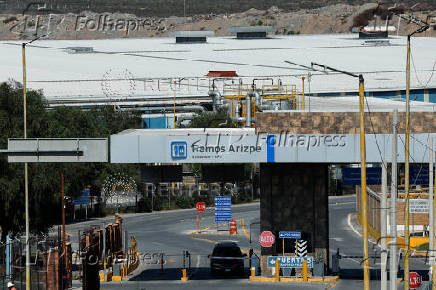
[230, 219, 237, 235]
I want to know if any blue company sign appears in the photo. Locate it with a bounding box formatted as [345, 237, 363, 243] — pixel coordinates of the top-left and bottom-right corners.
[267, 256, 313, 268]
[342, 167, 381, 185]
[279, 231, 301, 239]
[215, 196, 232, 222]
[267, 135, 275, 163]
[171, 141, 187, 159]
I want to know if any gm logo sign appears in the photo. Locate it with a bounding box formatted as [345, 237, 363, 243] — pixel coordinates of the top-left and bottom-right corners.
[171, 141, 187, 159]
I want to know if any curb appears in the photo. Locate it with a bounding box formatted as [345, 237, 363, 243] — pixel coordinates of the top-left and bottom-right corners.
[249, 276, 340, 282]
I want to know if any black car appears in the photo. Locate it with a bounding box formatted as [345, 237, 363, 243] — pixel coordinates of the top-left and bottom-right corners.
[209, 242, 246, 276]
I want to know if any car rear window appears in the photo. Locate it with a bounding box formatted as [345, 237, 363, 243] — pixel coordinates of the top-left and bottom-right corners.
[212, 246, 242, 257]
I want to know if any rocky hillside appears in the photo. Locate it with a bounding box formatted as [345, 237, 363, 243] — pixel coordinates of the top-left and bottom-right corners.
[0, 0, 434, 17]
[0, 3, 434, 40]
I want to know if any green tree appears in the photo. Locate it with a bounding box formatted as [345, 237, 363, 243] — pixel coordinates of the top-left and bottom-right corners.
[188, 109, 237, 128]
[0, 81, 141, 241]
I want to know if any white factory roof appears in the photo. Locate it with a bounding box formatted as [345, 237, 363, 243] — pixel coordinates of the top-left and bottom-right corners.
[0, 34, 435, 101]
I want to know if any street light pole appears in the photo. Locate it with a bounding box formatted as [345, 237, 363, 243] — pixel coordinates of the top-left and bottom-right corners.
[358, 75, 370, 290]
[22, 42, 31, 290]
[21, 34, 46, 290]
[404, 34, 411, 290]
[311, 62, 369, 289]
[390, 109, 398, 290]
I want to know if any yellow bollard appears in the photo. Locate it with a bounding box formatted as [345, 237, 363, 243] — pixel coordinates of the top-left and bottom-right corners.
[303, 259, 308, 282]
[181, 268, 188, 281]
[250, 267, 255, 277]
[275, 259, 280, 281]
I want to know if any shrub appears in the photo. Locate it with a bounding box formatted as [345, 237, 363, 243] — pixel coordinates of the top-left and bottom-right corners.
[137, 197, 152, 212]
[175, 196, 195, 209]
[3, 16, 17, 24]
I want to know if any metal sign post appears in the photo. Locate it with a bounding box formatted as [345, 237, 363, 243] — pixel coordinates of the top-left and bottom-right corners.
[279, 231, 301, 256]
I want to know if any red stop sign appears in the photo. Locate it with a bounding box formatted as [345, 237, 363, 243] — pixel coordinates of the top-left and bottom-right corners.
[196, 202, 205, 213]
[259, 231, 275, 247]
[409, 272, 422, 289]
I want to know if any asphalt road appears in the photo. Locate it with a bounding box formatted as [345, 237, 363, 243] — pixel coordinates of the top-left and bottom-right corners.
[66, 195, 430, 289]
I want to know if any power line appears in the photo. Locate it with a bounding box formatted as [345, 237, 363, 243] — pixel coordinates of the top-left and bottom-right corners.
[410, 49, 436, 88]
[363, 93, 387, 170]
[398, 133, 430, 185]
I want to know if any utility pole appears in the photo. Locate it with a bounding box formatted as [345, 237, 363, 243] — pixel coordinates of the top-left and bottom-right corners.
[358, 75, 370, 290]
[310, 62, 369, 289]
[388, 13, 429, 290]
[429, 137, 434, 280]
[22, 41, 31, 290]
[404, 33, 411, 290]
[61, 174, 66, 263]
[381, 161, 388, 290]
[301, 76, 305, 110]
[21, 35, 46, 290]
[430, 137, 436, 289]
[433, 157, 436, 290]
[390, 109, 398, 290]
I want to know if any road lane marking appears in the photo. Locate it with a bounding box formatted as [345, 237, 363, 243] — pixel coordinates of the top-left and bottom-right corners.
[192, 237, 219, 244]
[240, 218, 250, 239]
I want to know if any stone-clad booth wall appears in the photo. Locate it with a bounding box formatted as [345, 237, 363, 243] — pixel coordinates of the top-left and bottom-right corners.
[260, 163, 329, 274]
[256, 111, 436, 134]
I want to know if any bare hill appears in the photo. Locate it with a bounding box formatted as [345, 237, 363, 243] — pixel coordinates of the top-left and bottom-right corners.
[1, 0, 435, 17]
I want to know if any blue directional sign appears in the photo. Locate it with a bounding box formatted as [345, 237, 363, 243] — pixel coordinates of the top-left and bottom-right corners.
[72, 189, 91, 205]
[215, 196, 232, 222]
[267, 256, 313, 268]
[279, 231, 301, 239]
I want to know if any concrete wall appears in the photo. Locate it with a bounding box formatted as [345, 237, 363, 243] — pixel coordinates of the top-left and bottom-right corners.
[256, 111, 436, 134]
[260, 163, 329, 274]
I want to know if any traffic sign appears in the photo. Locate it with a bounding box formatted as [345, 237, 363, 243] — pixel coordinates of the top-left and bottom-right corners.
[295, 239, 308, 257]
[279, 231, 301, 239]
[259, 231, 275, 247]
[72, 189, 91, 205]
[214, 196, 232, 222]
[409, 272, 422, 289]
[267, 256, 313, 268]
[196, 202, 205, 213]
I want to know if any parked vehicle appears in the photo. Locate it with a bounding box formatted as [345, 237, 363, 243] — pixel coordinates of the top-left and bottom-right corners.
[209, 242, 246, 276]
